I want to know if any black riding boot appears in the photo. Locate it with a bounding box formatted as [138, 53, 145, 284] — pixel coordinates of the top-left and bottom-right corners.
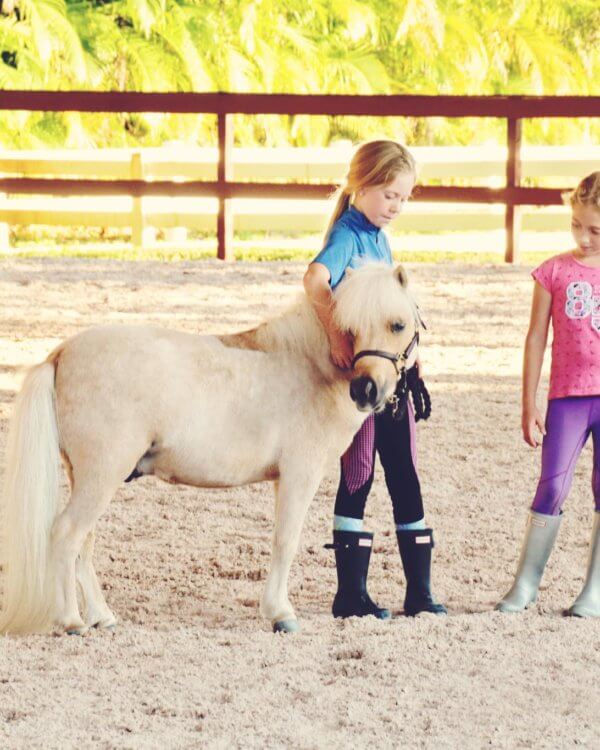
[396, 528, 447, 616]
[326, 530, 391, 620]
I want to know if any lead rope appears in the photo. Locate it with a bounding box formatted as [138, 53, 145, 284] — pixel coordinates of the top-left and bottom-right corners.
[408, 307, 431, 422]
[408, 374, 431, 422]
[389, 368, 431, 423]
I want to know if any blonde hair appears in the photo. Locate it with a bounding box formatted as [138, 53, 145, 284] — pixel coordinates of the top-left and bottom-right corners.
[568, 172, 600, 210]
[324, 140, 416, 240]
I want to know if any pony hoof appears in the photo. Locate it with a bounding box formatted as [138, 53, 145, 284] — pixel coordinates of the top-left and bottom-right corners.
[92, 618, 117, 631]
[66, 626, 87, 636]
[272, 619, 299, 634]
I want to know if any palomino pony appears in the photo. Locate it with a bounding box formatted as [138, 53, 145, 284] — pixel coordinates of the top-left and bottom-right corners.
[0, 263, 421, 635]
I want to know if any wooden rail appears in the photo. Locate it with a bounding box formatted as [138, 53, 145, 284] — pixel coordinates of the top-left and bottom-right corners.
[3, 147, 592, 240]
[1, 92, 600, 260]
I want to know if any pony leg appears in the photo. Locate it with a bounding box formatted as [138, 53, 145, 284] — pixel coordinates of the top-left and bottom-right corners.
[51, 508, 87, 634]
[260, 471, 321, 633]
[51, 481, 118, 634]
[76, 530, 117, 630]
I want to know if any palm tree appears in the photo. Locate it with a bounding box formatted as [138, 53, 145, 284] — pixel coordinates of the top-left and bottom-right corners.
[0, 0, 599, 146]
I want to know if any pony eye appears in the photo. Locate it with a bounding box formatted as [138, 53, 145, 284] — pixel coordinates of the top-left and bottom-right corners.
[390, 321, 405, 333]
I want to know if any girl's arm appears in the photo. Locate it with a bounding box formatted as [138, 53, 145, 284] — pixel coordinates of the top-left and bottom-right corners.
[303, 262, 354, 369]
[522, 281, 552, 447]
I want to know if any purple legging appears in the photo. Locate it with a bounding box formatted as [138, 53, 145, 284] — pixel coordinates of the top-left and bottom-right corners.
[532, 396, 600, 516]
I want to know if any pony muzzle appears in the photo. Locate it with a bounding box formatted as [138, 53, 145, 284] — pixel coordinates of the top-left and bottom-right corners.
[350, 375, 382, 411]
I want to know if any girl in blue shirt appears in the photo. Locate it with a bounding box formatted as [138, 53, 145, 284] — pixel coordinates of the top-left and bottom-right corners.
[304, 140, 446, 619]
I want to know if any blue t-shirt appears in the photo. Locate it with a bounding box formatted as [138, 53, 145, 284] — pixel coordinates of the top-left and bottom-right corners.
[311, 205, 393, 289]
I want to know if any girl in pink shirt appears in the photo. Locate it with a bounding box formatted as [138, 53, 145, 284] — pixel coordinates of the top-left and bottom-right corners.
[497, 172, 600, 618]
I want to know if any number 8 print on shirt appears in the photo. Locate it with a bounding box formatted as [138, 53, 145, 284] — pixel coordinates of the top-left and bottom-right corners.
[565, 280, 600, 331]
[532, 253, 600, 399]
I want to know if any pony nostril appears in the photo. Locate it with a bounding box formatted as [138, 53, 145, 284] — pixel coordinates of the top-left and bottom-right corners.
[350, 376, 377, 407]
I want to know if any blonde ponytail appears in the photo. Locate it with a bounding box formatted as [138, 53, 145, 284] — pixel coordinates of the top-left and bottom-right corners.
[324, 189, 351, 240]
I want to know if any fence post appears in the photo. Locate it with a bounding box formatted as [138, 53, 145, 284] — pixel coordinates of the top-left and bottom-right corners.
[505, 117, 522, 263]
[0, 193, 8, 252]
[130, 151, 156, 249]
[217, 113, 233, 261]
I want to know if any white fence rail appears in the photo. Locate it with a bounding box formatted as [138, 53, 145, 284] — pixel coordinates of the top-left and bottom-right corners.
[1, 145, 599, 251]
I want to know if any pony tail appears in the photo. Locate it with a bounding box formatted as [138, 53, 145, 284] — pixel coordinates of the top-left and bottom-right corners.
[0, 362, 60, 634]
[323, 188, 350, 244]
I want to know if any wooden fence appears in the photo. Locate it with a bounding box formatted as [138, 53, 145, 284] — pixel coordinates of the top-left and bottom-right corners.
[1, 146, 599, 247]
[1, 92, 600, 260]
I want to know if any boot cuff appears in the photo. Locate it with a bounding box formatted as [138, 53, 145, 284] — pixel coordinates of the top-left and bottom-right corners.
[326, 529, 374, 550]
[396, 528, 434, 548]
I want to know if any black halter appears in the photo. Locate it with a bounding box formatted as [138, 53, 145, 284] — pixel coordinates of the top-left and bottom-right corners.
[350, 311, 426, 420]
[351, 330, 420, 375]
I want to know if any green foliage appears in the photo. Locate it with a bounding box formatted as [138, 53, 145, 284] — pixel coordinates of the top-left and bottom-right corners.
[0, 0, 599, 146]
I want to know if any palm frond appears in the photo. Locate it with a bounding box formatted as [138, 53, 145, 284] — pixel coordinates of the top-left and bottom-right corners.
[395, 0, 444, 48]
[159, 4, 215, 90]
[330, 0, 380, 44]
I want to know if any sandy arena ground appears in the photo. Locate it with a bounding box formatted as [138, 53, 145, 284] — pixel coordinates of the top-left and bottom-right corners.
[0, 256, 599, 749]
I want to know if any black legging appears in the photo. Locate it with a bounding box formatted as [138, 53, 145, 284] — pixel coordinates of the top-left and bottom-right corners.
[334, 392, 424, 526]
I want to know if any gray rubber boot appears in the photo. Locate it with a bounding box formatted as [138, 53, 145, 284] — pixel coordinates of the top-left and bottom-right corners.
[565, 511, 600, 618]
[496, 511, 562, 613]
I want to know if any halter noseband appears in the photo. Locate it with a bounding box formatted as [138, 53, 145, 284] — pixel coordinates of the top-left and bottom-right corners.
[351, 329, 420, 375]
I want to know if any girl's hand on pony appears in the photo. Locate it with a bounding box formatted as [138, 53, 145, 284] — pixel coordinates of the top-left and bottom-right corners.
[522, 405, 546, 447]
[328, 327, 354, 370]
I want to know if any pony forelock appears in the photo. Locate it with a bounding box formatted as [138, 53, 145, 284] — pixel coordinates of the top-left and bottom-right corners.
[333, 264, 417, 335]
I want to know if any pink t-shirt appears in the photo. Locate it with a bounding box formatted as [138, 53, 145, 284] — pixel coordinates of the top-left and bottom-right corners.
[532, 252, 600, 399]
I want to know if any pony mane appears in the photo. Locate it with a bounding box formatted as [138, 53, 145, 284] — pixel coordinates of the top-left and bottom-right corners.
[220, 263, 418, 380]
[228, 296, 334, 377]
[333, 263, 418, 335]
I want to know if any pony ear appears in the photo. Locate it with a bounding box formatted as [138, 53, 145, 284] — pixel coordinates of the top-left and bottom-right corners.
[394, 264, 409, 287]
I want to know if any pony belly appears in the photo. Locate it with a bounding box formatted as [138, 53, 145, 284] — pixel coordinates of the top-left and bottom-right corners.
[153, 462, 279, 488]
[148, 444, 280, 489]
